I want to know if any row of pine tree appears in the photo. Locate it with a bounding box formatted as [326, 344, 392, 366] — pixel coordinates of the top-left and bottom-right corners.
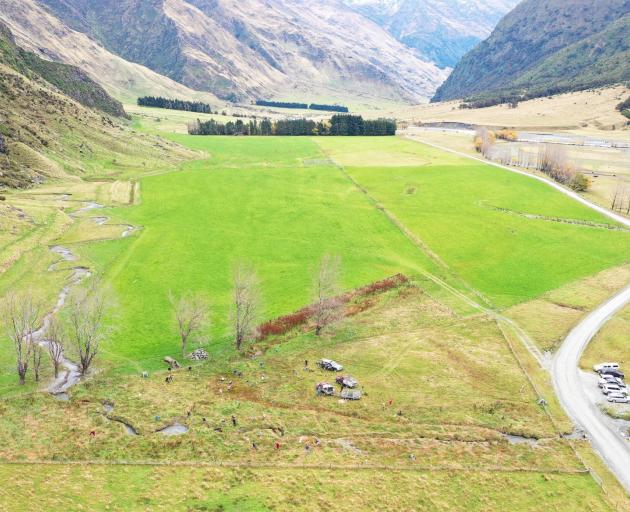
[188, 115, 396, 136]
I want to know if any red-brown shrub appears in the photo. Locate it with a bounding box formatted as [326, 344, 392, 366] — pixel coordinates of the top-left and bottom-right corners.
[255, 274, 410, 340]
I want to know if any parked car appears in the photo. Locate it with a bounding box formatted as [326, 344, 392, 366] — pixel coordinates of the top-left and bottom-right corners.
[336, 376, 358, 389]
[318, 359, 343, 372]
[315, 382, 335, 396]
[340, 389, 362, 400]
[602, 384, 627, 395]
[601, 374, 627, 386]
[607, 393, 630, 403]
[594, 362, 620, 372]
[598, 377, 610, 388]
[600, 368, 625, 379]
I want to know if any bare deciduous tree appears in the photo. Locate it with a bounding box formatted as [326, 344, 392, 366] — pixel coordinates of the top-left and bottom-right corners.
[66, 284, 110, 375]
[1, 292, 40, 385]
[474, 127, 496, 157]
[32, 343, 43, 382]
[536, 144, 590, 191]
[517, 148, 536, 169]
[537, 144, 573, 183]
[231, 263, 262, 351]
[45, 317, 65, 379]
[170, 292, 210, 357]
[312, 254, 343, 336]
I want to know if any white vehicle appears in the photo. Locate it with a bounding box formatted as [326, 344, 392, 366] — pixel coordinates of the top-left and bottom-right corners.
[598, 377, 610, 388]
[607, 393, 630, 403]
[594, 362, 620, 372]
[315, 382, 335, 396]
[602, 384, 627, 395]
[318, 359, 343, 372]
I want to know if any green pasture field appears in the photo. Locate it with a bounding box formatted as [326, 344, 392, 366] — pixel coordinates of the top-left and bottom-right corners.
[75, 134, 630, 372]
[81, 136, 437, 371]
[0, 464, 610, 512]
[315, 137, 630, 306]
[2, 132, 630, 381]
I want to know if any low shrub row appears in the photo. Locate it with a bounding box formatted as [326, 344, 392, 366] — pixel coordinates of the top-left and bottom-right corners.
[256, 274, 409, 340]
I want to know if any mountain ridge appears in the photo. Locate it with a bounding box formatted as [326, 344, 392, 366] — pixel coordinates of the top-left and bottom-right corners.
[433, 0, 630, 103]
[29, 0, 449, 104]
[0, 0, 221, 104]
[0, 19, 192, 188]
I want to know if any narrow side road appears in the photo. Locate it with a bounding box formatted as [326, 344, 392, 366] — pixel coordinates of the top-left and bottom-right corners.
[553, 285, 630, 492]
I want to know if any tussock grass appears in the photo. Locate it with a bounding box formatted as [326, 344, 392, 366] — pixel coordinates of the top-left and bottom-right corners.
[0, 287, 613, 510]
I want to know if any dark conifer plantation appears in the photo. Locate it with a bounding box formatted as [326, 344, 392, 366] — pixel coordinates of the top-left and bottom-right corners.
[138, 96, 214, 114]
[189, 115, 396, 136]
[256, 100, 349, 113]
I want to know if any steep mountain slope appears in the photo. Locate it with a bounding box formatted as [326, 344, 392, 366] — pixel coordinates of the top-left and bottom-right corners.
[0, 0, 220, 104]
[343, 0, 519, 69]
[29, 0, 448, 103]
[0, 21, 126, 118]
[34, 0, 187, 85]
[433, 0, 630, 103]
[17, 52, 127, 118]
[0, 22, 192, 188]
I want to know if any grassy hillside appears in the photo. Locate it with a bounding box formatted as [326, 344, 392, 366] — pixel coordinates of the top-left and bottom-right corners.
[19, 51, 128, 118]
[0, 20, 196, 188]
[0, 63, 193, 188]
[514, 15, 630, 93]
[0, 283, 618, 510]
[433, 0, 630, 104]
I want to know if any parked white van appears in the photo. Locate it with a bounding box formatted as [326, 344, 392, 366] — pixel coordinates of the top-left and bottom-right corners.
[594, 362, 620, 372]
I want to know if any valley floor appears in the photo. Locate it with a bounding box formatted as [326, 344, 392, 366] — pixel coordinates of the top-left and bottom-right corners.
[1, 122, 630, 509]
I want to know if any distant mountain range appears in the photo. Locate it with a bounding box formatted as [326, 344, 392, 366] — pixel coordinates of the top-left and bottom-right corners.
[0, 0, 515, 105]
[0, 0, 451, 104]
[433, 0, 630, 103]
[342, 0, 519, 68]
[1, 0, 626, 108]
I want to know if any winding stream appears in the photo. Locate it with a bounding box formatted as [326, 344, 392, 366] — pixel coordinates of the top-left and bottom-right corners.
[33, 200, 137, 397]
[34, 245, 89, 395]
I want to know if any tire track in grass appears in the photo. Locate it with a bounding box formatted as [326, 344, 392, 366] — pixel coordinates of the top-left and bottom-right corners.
[314, 141, 494, 313]
[0, 459, 589, 474]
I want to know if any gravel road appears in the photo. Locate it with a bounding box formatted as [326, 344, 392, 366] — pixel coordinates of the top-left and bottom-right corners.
[553, 285, 630, 492]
